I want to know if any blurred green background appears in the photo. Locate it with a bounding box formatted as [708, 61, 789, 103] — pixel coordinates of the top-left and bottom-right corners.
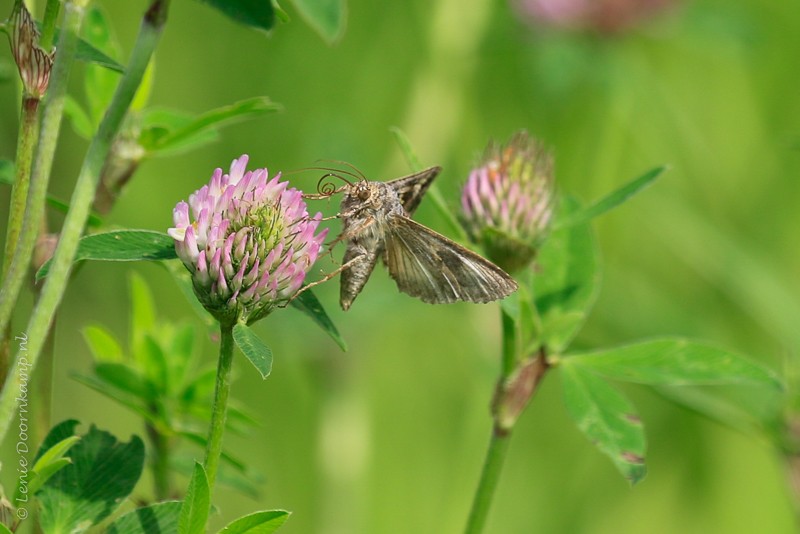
[1, 0, 799, 532]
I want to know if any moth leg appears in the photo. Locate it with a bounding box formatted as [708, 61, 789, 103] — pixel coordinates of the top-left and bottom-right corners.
[319, 215, 378, 259]
[284, 254, 366, 305]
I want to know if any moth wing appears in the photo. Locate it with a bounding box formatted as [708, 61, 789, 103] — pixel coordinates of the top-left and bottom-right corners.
[387, 166, 441, 216]
[384, 216, 518, 304]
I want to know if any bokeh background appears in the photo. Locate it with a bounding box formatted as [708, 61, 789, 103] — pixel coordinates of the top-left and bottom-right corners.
[1, 0, 799, 532]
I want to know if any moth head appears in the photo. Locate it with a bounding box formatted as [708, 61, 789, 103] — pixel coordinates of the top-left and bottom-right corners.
[354, 182, 372, 201]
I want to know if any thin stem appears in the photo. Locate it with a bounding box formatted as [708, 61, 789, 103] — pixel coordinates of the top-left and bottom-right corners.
[146, 420, 172, 500]
[0, 0, 171, 447]
[39, 0, 61, 50]
[3, 98, 40, 277]
[203, 322, 235, 493]
[464, 310, 517, 534]
[0, 0, 88, 342]
[1, 97, 40, 384]
[464, 427, 512, 534]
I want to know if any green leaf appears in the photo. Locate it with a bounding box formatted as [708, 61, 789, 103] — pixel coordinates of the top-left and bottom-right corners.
[567, 338, 783, 388]
[0, 523, 11, 534]
[34, 420, 80, 463]
[94, 363, 157, 401]
[288, 0, 345, 43]
[190, 0, 276, 31]
[179, 463, 210, 534]
[36, 230, 177, 281]
[16, 435, 81, 501]
[218, 510, 290, 533]
[147, 97, 281, 154]
[108, 501, 183, 534]
[82, 6, 123, 127]
[533, 197, 600, 353]
[290, 289, 347, 351]
[554, 166, 667, 230]
[178, 431, 248, 472]
[82, 325, 124, 362]
[130, 271, 157, 349]
[139, 108, 219, 156]
[40, 23, 124, 73]
[38, 426, 145, 532]
[389, 126, 423, 171]
[561, 362, 647, 484]
[233, 323, 273, 379]
[71, 373, 156, 424]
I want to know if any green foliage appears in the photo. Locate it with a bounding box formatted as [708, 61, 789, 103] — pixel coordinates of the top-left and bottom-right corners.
[288, 0, 346, 44]
[191, 0, 276, 32]
[218, 510, 290, 533]
[74, 273, 260, 495]
[233, 322, 273, 379]
[560, 363, 647, 484]
[0, 161, 103, 227]
[179, 463, 210, 534]
[566, 339, 783, 388]
[531, 197, 600, 353]
[37, 422, 144, 533]
[107, 501, 183, 534]
[290, 290, 347, 351]
[35, 230, 177, 280]
[554, 166, 667, 230]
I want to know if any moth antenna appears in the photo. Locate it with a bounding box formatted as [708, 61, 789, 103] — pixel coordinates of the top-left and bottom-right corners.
[315, 159, 367, 182]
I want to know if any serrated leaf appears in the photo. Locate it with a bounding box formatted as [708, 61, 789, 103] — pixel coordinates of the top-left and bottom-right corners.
[179, 463, 210, 534]
[82, 325, 124, 362]
[190, 0, 276, 31]
[148, 97, 281, 154]
[36, 230, 177, 280]
[561, 362, 647, 484]
[38, 425, 145, 532]
[290, 289, 347, 351]
[567, 338, 782, 388]
[107, 501, 183, 534]
[233, 323, 273, 379]
[218, 510, 290, 534]
[533, 198, 600, 353]
[554, 166, 667, 230]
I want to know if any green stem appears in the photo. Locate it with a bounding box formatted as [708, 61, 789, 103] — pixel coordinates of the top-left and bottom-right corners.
[464, 308, 530, 534]
[0, 0, 87, 342]
[3, 98, 39, 277]
[0, 0, 171, 448]
[39, 0, 62, 50]
[203, 322, 235, 493]
[464, 427, 512, 534]
[146, 420, 172, 500]
[1, 97, 39, 384]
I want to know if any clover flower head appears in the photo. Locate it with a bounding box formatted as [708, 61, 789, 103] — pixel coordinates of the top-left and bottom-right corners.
[513, 0, 675, 34]
[460, 131, 555, 273]
[168, 155, 328, 324]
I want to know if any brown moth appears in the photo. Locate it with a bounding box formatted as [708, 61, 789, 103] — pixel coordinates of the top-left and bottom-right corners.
[337, 166, 518, 310]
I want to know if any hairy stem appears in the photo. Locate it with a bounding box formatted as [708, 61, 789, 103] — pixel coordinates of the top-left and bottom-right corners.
[0, 0, 171, 447]
[202, 322, 235, 493]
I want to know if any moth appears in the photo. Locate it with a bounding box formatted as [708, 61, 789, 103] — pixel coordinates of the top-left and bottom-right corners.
[335, 166, 518, 310]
